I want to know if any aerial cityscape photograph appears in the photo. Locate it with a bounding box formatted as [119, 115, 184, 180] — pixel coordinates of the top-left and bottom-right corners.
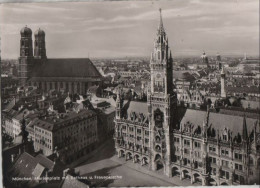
[0, 0, 259, 187]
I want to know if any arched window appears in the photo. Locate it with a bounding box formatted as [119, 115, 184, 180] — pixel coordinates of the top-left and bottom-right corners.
[158, 51, 160, 60]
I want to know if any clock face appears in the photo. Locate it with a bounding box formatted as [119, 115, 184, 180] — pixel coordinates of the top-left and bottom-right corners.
[154, 108, 164, 128]
[155, 113, 162, 121]
[156, 73, 161, 79]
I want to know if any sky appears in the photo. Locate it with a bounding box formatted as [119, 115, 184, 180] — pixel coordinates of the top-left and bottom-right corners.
[0, 0, 259, 59]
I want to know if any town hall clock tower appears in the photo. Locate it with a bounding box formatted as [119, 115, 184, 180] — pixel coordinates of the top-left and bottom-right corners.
[148, 9, 177, 177]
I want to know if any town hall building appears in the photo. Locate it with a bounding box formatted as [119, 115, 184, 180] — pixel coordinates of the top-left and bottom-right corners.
[113, 9, 260, 186]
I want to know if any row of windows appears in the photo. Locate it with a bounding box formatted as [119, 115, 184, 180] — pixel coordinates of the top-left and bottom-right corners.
[125, 126, 149, 135]
[235, 153, 243, 160]
[122, 133, 149, 143]
[221, 170, 229, 179]
[181, 95, 200, 101]
[184, 139, 190, 146]
[209, 157, 217, 164]
[235, 163, 243, 171]
[194, 141, 201, 148]
[173, 138, 246, 163]
[174, 138, 201, 149]
[35, 139, 52, 150]
[209, 157, 244, 171]
[209, 146, 216, 152]
[222, 159, 229, 167]
[35, 127, 51, 137]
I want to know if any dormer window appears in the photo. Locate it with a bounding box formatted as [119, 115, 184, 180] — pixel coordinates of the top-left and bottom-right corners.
[222, 128, 229, 141]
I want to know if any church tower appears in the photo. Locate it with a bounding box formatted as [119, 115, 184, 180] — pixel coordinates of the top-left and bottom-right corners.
[34, 28, 47, 59]
[19, 26, 34, 86]
[221, 67, 226, 98]
[148, 9, 177, 177]
[216, 53, 222, 70]
[201, 51, 209, 68]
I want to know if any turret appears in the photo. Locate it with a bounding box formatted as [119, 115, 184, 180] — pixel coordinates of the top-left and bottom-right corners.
[116, 88, 124, 119]
[242, 115, 248, 143]
[20, 26, 33, 57]
[220, 67, 226, 98]
[19, 26, 34, 86]
[34, 28, 47, 59]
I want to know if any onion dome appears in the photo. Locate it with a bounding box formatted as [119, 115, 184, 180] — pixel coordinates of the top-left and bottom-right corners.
[201, 51, 207, 58]
[34, 28, 45, 36]
[20, 25, 32, 36]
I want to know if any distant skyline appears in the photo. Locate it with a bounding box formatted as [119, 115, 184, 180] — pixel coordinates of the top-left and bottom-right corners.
[0, 0, 259, 59]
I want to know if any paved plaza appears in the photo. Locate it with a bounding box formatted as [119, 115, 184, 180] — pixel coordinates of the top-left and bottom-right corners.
[74, 138, 199, 187]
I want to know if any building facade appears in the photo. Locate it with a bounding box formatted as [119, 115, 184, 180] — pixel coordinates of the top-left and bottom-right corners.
[33, 109, 98, 163]
[114, 9, 260, 186]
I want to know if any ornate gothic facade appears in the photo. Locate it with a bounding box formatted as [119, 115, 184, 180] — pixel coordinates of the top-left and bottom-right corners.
[114, 9, 260, 186]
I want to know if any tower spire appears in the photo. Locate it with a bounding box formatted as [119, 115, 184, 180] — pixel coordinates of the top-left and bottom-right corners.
[158, 8, 164, 33]
[242, 114, 248, 142]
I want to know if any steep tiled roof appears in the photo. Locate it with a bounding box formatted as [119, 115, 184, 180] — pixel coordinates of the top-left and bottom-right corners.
[10, 152, 55, 178]
[32, 163, 45, 178]
[31, 58, 102, 78]
[11, 152, 37, 178]
[180, 109, 258, 137]
[122, 100, 149, 124]
[125, 101, 148, 116]
[35, 154, 55, 170]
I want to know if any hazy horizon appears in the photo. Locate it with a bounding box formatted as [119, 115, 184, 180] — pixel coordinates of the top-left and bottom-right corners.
[0, 0, 259, 59]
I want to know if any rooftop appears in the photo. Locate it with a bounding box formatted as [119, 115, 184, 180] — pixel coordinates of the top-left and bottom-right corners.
[180, 109, 259, 138]
[34, 109, 96, 132]
[30, 58, 102, 79]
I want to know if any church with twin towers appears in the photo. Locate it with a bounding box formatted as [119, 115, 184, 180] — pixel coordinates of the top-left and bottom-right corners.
[18, 25, 102, 94]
